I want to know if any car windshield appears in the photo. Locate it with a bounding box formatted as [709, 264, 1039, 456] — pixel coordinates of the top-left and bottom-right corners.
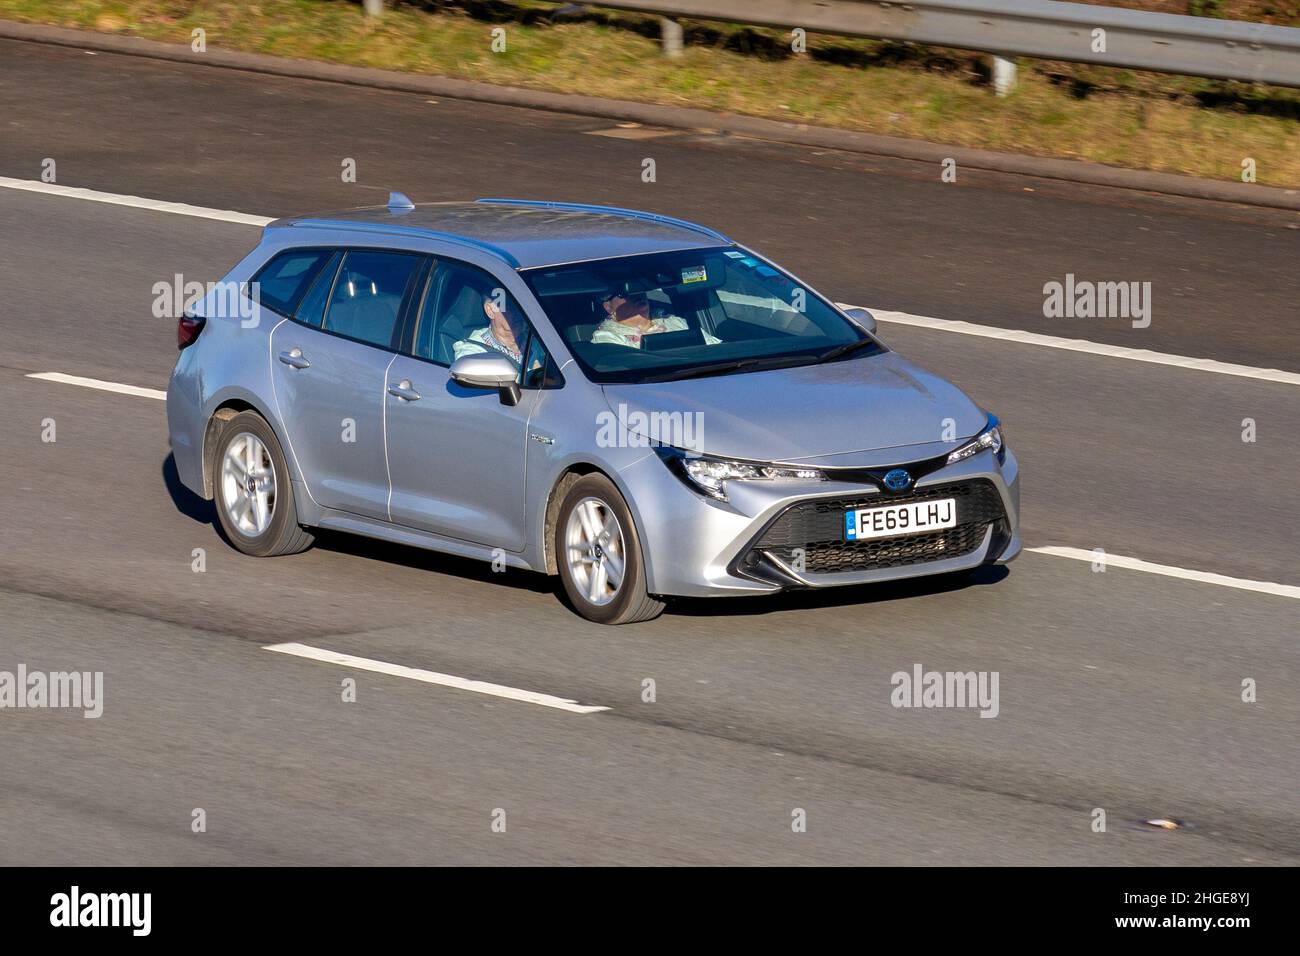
[520, 247, 883, 384]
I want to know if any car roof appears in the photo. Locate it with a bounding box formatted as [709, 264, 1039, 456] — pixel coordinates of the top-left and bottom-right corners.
[267, 198, 733, 270]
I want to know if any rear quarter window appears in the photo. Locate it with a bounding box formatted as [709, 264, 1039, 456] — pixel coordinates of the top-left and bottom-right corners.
[252, 249, 334, 317]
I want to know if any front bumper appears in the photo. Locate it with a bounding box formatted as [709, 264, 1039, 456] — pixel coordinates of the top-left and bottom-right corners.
[736, 475, 1014, 587]
[625, 444, 1020, 598]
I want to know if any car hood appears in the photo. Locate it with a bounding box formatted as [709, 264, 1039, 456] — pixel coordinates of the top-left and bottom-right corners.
[600, 352, 987, 465]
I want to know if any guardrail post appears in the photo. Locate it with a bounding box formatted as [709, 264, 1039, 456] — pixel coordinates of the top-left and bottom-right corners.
[661, 17, 684, 58]
[992, 55, 1016, 96]
[363, 0, 383, 17]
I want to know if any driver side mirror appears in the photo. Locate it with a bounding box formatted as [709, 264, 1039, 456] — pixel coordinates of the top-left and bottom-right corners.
[842, 307, 878, 336]
[450, 353, 522, 406]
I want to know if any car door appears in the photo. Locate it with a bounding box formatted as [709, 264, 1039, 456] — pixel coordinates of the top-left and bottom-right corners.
[384, 258, 557, 552]
[268, 247, 424, 519]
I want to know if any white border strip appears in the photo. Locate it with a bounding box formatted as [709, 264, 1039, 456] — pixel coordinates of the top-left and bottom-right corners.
[1028, 546, 1300, 600]
[26, 372, 166, 401]
[264, 642, 610, 714]
[0, 176, 272, 227]
[845, 305, 1300, 387]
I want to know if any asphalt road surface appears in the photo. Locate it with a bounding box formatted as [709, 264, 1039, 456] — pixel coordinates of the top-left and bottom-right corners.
[0, 37, 1297, 865]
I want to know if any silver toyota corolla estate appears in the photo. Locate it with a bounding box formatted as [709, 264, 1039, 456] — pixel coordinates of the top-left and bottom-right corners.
[167, 196, 1020, 624]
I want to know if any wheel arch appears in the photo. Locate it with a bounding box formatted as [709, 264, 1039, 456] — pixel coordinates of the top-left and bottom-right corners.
[201, 391, 294, 500]
[542, 463, 605, 576]
[543, 461, 667, 623]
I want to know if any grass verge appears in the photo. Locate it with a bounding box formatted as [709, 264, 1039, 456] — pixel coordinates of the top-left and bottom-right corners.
[3, 0, 1299, 185]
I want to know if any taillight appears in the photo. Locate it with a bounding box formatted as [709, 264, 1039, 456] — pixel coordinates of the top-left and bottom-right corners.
[178, 313, 206, 350]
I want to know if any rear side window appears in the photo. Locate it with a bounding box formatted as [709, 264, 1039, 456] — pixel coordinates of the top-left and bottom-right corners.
[322, 250, 422, 350]
[252, 249, 333, 317]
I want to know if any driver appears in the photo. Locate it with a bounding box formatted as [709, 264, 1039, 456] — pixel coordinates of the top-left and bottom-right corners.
[592, 290, 720, 348]
[454, 290, 528, 368]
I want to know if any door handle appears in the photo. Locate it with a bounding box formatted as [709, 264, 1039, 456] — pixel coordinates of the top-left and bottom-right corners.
[388, 380, 421, 402]
[278, 348, 311, 369]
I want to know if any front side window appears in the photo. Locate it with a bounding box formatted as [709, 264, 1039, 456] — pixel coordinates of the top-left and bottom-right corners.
[521, 329, 563, 389]
[412, 260, 554, 385]
[521, 247, 882, 384]
[321, 250, 422, 349]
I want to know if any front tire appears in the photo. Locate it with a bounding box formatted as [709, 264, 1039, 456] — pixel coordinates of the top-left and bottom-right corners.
[556, 474, 664, 625]
[212, 411, 314, 557]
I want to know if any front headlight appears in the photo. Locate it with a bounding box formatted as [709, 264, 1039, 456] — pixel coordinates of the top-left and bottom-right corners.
[661, 450, 826, 500]
[947, 420, 1003, 464]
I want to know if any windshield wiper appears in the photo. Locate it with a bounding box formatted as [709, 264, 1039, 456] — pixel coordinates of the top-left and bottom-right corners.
[815, 337, 878, 364]
[641, 359, 762, 383]
[641, 355, 807, 383]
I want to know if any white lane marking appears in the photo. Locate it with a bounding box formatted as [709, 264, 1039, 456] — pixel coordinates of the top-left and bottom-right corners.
[22, 369, 1300, 600]
[842, 305, 1300, 388]
[22, 375, 1300, 599]
[2, 176, 1294, 387]
[1028, 546, 1300, 600]
[263, 642, 611, 715]
[27, 372, 166, 401]
[0, 176, 272, 227]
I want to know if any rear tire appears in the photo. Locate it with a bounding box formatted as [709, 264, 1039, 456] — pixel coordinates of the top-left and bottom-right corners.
[212, 411, 314, 557]
[556, 474, 665, 625]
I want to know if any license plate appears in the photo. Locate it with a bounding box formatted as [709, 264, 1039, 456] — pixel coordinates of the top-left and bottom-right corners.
[844, 498, 957, 541]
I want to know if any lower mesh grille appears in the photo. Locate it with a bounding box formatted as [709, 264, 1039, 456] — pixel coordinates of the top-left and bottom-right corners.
[751, 479, 1006, 574]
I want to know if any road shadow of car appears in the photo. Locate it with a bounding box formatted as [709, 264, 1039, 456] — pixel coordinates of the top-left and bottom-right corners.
[311, 529, 557, 595]
[316, 526, 1010, 616]
[668, 564, 1010, 618]
[163, 453, 1008, 613]
[162, 452, 217, 527]
[163, 451, 544, 593]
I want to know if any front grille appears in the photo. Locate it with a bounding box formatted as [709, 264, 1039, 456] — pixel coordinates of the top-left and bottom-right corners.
[750, 479, 1006, 574]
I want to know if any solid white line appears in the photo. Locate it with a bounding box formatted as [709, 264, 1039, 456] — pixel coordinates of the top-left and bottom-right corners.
[23, 368, 1300, 601]
[0, 176, 272, 227]
[263, 642, 610, 715]
[847, 306, 1300, 388]
[1027, 546, 1300, 600]
[4, 176, 1294, 387]
[26, 372, 166, 401]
